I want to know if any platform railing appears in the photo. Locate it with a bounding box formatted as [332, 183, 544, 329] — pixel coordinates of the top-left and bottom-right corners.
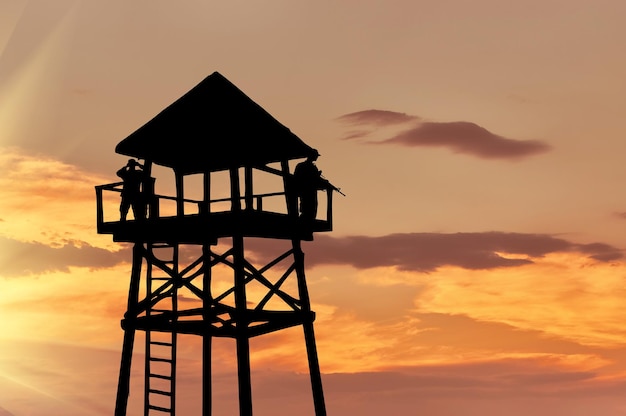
[96, 182, 333, 229]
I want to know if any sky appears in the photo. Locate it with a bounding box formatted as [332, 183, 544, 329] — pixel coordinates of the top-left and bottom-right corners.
[2, 0, 626, 414]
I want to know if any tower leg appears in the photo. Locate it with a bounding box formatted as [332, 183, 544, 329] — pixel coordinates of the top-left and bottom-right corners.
[293, 240, 327, 416]
[116, 328, 136, 416]
[203, 245, 213, 416]
[236, 335, 253, 416]
[233, 235, 253, 416]
[115, 243, 143, 416]
[203, 336, 212, 416]
[303, 322, 326, 416]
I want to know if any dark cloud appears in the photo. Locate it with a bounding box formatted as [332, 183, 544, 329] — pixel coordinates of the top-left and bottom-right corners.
[613, 212, 626, 220]
[247, 232, 622, 272]
[0, 237, 129, 277]
[336, 109, 419, 126]
[382, 121, 551, 160]
[339, 130, 371, 140]
[336, 109, 551, 160]
[579, 242, 624, 261]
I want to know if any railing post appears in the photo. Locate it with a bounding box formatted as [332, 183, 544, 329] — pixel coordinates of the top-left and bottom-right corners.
[144, 177, 157, 219]
[326, 189, 333, 230]
[95, 186, 104, 228]
[229, 168, 242, 213]
[244, 166, 253, 211]
[175, 171, 185, 217]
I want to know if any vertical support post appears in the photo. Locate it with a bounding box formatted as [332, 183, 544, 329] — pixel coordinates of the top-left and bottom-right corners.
[230, 168, 242, 213]
[202, 244, 213, 416]
[115, 243, 143, 416]
[95, 186, 104, 227]
[281, 160, 298, 217]
[202, 171, 211, 216]
[244, 166, 253, 210]
[230, 166, 252, 415]
[202, 170, 213, 416]
[143, 159, 153, 178]
[233, 234, 253, 416]
[144, 177, 157, 219]
[175, 171, 184, 217]
[143, 159, 156, 220]
[292, 240, 327, 416]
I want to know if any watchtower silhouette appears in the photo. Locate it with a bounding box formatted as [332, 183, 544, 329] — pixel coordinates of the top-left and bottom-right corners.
[95, 72, 337, 416]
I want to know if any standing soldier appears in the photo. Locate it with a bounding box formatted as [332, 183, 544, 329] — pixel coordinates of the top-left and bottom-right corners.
[293, 149, 329, 223]
[117, 159, 145, 221]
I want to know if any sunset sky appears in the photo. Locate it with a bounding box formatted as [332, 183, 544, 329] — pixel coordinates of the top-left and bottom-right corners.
[3, 0, 626, 415]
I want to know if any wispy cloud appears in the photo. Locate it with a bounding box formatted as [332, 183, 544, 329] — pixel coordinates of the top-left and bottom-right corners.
[336, 109, 551, 160]
[247, 232, 621, 273]
[336, 109, 419, 126]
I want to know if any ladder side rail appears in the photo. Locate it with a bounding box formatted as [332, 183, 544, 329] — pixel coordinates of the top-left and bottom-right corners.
[144, 243, 153, 416]
[170, 244, 179, 416]
[144, 243, 178, 416]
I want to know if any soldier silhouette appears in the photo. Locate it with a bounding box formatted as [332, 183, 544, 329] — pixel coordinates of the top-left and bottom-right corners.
[293, 149, 329, 223]
[117, 159, 145, 221]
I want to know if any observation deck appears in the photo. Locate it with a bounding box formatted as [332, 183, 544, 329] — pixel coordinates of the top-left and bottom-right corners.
[95, 181, 333, 243]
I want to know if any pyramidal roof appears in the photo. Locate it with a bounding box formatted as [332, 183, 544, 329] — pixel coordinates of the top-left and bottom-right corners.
[115, 71, 315, 174]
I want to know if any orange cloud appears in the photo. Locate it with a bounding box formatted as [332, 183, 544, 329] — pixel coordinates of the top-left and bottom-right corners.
[412, 252, 626, 348]
[0, 265, 130, 346]
[0, 146, 114, 249]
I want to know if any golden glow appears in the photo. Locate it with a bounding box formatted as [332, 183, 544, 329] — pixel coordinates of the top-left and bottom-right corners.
[0, 147, 115, 249]
[0, 2, 79, 147]
[412, 253, 626, 347]
[0, 265, 129, 346]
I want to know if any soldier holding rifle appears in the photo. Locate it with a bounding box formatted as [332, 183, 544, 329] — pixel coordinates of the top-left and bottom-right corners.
[293, 149, 344, 223]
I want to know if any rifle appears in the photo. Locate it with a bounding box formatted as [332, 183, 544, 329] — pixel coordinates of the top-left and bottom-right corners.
[321, 174, 346, 196]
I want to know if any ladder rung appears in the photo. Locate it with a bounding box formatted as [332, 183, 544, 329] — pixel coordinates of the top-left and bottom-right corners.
[150, 341, 173, 347]
[151, 309, 171, 313]
[149, 373, 172, 380]
[148, 404, 172, 413]
[152, 277, 170, 281]
[149, 388, 172, 397]
[150, 357, 173, 363]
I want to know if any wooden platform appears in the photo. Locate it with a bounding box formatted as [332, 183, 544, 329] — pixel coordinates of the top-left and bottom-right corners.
[97, 210, 330, 243]
[122, 306, 315, 338]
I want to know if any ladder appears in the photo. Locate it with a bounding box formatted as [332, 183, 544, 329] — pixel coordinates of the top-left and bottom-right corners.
[144, 243, 178, 416]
